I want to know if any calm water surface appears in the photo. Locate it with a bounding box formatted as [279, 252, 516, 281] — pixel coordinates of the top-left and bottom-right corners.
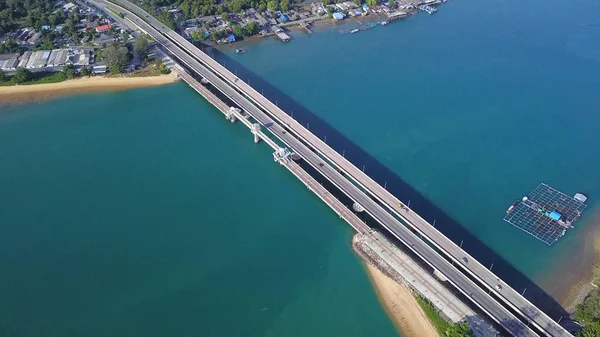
[1, 0, 600, 334]
[0, 85, 398, 337]
[218, 0, 600, 288]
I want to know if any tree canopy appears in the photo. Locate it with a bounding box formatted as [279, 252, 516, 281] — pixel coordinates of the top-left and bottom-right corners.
[445, 322, 473, 337]
[134, 35, 149, 62]
[575, 285, 600, 337]
[103, 42, 128, 73]
[13, 67, 31, 84]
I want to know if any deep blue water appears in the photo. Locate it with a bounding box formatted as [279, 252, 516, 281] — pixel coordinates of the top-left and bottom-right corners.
[214, 0, 600, 302]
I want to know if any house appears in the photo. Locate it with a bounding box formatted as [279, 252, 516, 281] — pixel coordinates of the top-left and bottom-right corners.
[95, 24, 111, 33]
[63, 3, 77, 12]
[332, 12, 345, 20]
[92, 65, 107, 74]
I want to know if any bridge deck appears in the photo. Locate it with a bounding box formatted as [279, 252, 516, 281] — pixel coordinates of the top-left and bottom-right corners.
[158, 29, 570, 337]
[176, 68, 370, 233]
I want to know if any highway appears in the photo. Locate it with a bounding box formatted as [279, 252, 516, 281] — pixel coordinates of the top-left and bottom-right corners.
[152, 30, 569, 337]
[96, 1, 568, 335]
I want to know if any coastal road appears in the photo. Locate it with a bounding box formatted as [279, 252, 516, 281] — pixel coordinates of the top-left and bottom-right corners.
[94, 1, 560, 336]
[126, 11, 572, 337]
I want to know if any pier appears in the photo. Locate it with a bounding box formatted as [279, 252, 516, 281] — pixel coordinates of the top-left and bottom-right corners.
[300, 22, 313, 34]
[270, 26, 291, 42]
[96, 1, 572, 335]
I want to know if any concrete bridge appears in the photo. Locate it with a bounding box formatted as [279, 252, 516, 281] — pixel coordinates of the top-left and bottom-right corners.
[94, 1, 571, 336]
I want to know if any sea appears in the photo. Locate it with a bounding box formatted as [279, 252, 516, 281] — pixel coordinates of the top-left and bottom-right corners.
[1, 0, 600, 335]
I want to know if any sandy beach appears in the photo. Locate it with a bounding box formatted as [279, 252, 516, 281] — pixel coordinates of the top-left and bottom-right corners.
[541, 206, 600, 311]
[0, 73, 179, 106]
[365, 263, 438, 337]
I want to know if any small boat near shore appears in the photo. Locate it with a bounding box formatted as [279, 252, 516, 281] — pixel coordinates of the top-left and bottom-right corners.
[506, 200, 520, 214]
[350, 28, 359, 34]
[235, 48, 247, 54]
[419, 5, 438, 14]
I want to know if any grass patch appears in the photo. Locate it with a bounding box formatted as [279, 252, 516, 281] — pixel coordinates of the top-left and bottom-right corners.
[106, 6, 124, 18]
[0, 71, 69, 86]
[105, 65, 169, 78]
[415, 294, 450, 336]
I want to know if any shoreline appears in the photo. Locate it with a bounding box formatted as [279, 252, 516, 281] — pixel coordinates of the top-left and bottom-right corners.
[364, 262, 439, 337]
[541, 205, 600, 311]
[352, 234, 441, 337]
[0, 73, 179, 106]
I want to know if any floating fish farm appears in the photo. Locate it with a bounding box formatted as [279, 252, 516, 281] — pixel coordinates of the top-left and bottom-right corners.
[503, 183, 588, 246]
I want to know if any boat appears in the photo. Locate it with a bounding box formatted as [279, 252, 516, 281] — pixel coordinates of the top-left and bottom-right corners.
[235, 48, 247, 54]
[381, 21, 389, 26]
[506, 200, 520, 214]
[350, 29, 359, 34]
[418, 5, 437, 14]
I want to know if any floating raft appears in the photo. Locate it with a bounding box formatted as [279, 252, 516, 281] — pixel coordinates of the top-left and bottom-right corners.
[503, 183, 587, 246]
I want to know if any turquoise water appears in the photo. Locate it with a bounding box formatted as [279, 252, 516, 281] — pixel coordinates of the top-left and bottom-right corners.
[217, 0, 600, 292]
[0, 86, 398, 337]
[2, 0, 600, 334]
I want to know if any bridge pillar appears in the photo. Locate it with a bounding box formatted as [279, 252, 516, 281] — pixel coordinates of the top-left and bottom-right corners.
[251, 123, 261, 144]
[226, 107, 240, 123]
[273, 147, 292, 164]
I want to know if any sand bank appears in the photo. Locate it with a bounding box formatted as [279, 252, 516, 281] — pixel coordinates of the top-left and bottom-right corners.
[0, 73, 179, 105]
[365, 263, 438, 337]
[544, 206, 600, 311]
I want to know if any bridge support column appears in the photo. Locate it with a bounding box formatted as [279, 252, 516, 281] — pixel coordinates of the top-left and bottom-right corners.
[226, 107, 240, 123]
[251, 123, 260, 144]
[273, 148, 292, 164]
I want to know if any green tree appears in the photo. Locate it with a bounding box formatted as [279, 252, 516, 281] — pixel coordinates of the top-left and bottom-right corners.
[267, 0, 278, 10]
[231, 24, 245, 37]
[280, 0, 289, 11]
[13, 67, 31, 84]
[134, 35, 149, 62]
[576, 292, 600, 323]
[62, 64, 76, 79]
[366, 0, 377, 6]
[579, 323, 600, 337]
[110, 64, 121, 74]
[0, 70, 6, 82]
[244, 21, 259, 36]
[445, 322, 473, 337]
[103, 42, 128, 72]
[41, 34, 54, 50]
[0, 37, 20, 53]
[80, 66, 91, 77]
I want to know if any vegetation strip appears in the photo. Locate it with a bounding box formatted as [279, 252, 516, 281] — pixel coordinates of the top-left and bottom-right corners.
[414, 295, 474, 337]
